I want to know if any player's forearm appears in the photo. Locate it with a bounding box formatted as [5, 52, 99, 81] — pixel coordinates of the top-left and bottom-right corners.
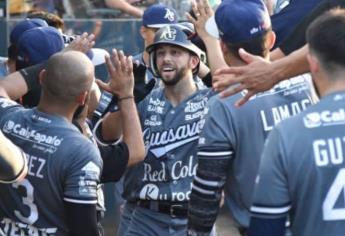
[203, 37, 228, 75]
[0, 71, 29, 100]
[100, 111, 123, 142]
[65, 202, 100, 236]
[87, 82, 101, 119]
[188, 155, 230, 235]
[270, 47, 286, 61]
[0, 131, 27, 183]
[271, 45, 309, 84]
[105, 0, 143, 17]
[119, 98, 145, 166]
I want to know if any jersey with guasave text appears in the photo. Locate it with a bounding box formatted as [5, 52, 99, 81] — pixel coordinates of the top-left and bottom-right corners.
[123, 87, 214, 202]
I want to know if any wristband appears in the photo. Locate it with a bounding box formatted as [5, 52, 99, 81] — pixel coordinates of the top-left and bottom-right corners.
[118, 95, 134, 101]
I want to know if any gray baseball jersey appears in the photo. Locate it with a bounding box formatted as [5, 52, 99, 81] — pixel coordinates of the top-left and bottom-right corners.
[251, 91, 345, 236]
[0, 97, 102, 236]
[196, 74, 316, 227]
[122, 86, 214, 202]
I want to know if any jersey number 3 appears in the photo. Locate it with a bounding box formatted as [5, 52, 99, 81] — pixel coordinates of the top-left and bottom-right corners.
[12, 179, 39, 224]
[323, 168, 345, 221]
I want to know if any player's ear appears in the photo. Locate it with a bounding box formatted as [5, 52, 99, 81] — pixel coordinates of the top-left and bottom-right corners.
[140, 26, 147, 39]
[220, 40, 228, 55]
[76, 91, 89, 106]
[266, 30, 276, 51]
[307, 52, 320, 75]
[38, 69, 46, 86]
[189, 54, 200, 70]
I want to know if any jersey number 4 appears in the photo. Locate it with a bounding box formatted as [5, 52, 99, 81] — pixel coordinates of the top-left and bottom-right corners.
[323, 168, 345, 221]
[12, 179, 39, 224]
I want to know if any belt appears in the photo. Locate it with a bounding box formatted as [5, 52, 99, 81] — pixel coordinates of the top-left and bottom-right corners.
[133, 200, 188, 218]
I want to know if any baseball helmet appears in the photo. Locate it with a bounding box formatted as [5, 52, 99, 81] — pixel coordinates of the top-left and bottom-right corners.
[146, 25, 203, 77]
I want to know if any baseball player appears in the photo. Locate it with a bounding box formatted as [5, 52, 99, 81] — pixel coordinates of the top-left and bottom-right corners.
[98, 25, 215, 235]
[133, 4, 177, 83]
[0, 51, 102, 236]
[248, 9, 345, 236]
[91, 4, 177, 133]
[186, 0, 317, 235]
[0, 130, 27, 184]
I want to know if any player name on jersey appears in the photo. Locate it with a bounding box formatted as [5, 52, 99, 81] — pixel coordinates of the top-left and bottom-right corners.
[313, 137, 345, 167]
[260, 99, 311, 131]
[26, 154, 46, 179]
[1, 217, 57, 236]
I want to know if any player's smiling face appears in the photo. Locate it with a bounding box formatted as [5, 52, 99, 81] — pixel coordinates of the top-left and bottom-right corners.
[155, 44, 192, 86]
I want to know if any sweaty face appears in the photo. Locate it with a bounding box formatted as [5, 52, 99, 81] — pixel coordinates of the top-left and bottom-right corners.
[155, 44, 192, 86]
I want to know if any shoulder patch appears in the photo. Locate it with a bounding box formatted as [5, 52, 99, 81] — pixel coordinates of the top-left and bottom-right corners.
[81, 161, 100, 175]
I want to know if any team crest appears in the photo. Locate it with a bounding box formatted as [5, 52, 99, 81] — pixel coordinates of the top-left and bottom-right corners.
[160, 26, 177, 41]
[164, 8, 175, 22]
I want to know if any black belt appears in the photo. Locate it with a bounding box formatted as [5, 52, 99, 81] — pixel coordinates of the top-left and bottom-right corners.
[133, 200, 188, 218]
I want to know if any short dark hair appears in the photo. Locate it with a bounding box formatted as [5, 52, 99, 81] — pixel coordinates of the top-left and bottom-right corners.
[27, 11, 64, 30]
[306, 8, 345, 74]
[223, 29, 272, 59]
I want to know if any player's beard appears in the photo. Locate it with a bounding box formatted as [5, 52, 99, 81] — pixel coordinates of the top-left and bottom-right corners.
[159, 65, 189, 87]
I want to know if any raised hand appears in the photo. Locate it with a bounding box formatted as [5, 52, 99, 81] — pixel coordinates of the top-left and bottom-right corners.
[63, 32, 95, 54]
[187, 0, 214, 41]
[213, 48, 278, 107]
[97, 49, 134, 98]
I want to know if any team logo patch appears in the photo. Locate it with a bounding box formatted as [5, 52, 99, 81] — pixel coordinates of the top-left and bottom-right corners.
[79, 161, 100, 196]
[304, 109, 345, 128]
[81, 161, 100, 175]
[139, 184, 160, 200]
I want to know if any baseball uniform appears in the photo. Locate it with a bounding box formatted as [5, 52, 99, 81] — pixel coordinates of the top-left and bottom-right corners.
[0, 97, 102, 236]
[188, 74, 317, 234]
[250, 91, 345, 236]
[118, 85, 215, 235]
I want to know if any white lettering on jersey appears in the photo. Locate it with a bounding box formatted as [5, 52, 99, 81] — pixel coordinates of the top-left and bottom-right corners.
[26, 154, 46, 179]
[1, 218, 57, 236]
[139, 183, 193, 201]
[304, 109, 345, 128]
[313, 137, 345, 167]
[261, 99, 310, 131]
[143, 120, 205, 158]
[142, 156, 197, 183]
[139, 184, 160, 200]
[184, 98, 209, 113]
[2, 120, 63, 147]
[78, 162, 100, 197]
[250, 75, 311, 101]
